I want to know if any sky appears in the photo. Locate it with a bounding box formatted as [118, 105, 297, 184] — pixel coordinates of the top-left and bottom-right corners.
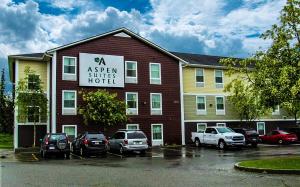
[0, 0, 287, 91]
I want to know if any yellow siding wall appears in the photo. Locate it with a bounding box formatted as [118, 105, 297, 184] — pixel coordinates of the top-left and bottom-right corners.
[18, 60, 48, 92]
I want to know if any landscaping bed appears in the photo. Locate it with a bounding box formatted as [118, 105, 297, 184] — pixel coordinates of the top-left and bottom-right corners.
[235, 157, 300, 174]
[0, 133, 13, 149]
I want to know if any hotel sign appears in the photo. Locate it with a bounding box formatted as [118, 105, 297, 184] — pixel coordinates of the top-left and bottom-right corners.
[79, 53, 124, 87]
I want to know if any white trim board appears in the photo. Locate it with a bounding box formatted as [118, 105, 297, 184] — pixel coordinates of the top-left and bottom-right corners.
[14, 60, 19, 149]
[184, 93, 229, 96]
[51, 52, 57, 133]
[179, 61, 185, 145]
[184, 119, 296, 122]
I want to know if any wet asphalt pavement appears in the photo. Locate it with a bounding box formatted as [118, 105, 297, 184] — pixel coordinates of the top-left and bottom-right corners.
[1, 144, 300, 187]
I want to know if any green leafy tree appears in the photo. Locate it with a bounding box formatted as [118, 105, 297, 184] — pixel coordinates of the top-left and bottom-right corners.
[78, 90, 127, 128]
[222, 0, 300, 124]
[0, 68, 6, 132]
[16, 66, 47, 147]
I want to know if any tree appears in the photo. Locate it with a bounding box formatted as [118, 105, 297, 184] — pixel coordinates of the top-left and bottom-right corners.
[0, 68, 5, 131]
[78, 90, 127, 128]
[222, 0, 300, 124]
[16, 66, 47, 147]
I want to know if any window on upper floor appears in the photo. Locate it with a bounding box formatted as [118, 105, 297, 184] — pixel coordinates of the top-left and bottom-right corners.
[151, 93, 162, 115]
[126, 92, 138, 115]
[125, 61, 138, 84]
[63, 56, 77, 81]
[272, 105, 280, 115]
[216, 96, 225, 115]
[28, 74, 40, 90]
[215, 70, 223, 88]
[195, 68, 204, 87]
[27, 106, 40, 123]
[62, 90, 77, 115]
[150, 63, 161, 85]
[196, 96, 206, 115]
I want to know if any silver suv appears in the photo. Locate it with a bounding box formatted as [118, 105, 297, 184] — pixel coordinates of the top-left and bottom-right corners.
[108, 130, 149, 154]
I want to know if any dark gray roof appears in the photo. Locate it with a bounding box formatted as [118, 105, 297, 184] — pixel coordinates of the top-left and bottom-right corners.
[171, 51, 239, 66]
[9, 53, 44, 58]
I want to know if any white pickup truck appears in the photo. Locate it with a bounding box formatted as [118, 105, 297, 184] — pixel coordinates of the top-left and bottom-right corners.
[191, 127, 245, 150]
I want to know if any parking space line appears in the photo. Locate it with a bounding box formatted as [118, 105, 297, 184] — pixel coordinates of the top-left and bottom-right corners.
[107, 152, 123, 158]
[161, 147, 195, 155]
[31, 154, 39, 161]
[70, 153, 84, 160]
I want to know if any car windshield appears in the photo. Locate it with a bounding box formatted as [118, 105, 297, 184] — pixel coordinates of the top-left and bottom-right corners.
[246, 130, 257, 135]
[217, 128, 234, 133]
[50, 134, 66, 141]
[87, 134, 105, 140]
[279, 131, 289, 135]
[127, 132, 146, 139]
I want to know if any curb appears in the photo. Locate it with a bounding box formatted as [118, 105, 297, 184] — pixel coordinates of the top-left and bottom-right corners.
[234, 162, 300, 174]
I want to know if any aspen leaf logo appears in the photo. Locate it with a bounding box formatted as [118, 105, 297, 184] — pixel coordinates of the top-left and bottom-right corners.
[95, 57, 106, 65]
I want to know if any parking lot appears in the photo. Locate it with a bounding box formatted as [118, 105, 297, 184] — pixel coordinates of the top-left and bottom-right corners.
[1, 144, 300, 186]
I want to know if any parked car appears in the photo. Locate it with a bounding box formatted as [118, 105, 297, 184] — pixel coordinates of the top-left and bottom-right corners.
[260, 130, 298, 144]
[72, 132, 108, 156]
[233, 128, 260, 147]
[191, 127, 245, 150]
[40, 133, 70, 158]
[283, 127, 300, 142]
[108, 129, 149, 154]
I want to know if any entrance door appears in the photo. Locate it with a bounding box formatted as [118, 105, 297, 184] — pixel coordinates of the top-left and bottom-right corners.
[151, 124, 163, 146]
[257, 122, 265, 135]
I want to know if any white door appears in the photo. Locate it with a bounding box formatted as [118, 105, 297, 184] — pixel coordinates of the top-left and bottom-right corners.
[151, 124, 163, 146]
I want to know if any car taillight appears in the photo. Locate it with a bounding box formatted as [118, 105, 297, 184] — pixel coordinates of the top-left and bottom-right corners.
[84, 138, 88, 145]
[124, 139, 128, 145]
[66, 136, 70, 144]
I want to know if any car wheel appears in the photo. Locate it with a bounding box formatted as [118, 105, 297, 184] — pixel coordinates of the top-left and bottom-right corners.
[278, 139, 283, 144]
[140, 150, 146, 155]
[42, 150, 47, 158]
[119, 146, 124, 155]
[65, 152, 70, 159]
[218, 140, 226, 150]
[195, 139, 201, 147]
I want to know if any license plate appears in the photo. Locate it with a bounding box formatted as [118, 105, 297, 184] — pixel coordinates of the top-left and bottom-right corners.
[252, 138, 257, 141]
[134, 141, 142, 145]
[49, 147, 55, 150]
[95, 142, 99, 145]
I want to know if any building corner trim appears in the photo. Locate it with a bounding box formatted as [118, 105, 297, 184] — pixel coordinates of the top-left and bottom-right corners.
[14, 60, 19, 150]
[51, 52, 57, 133]
[179, 61, 185, 145]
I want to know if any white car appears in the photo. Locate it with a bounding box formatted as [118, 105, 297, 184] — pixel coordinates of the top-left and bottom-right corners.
[191, 127, 245, 150]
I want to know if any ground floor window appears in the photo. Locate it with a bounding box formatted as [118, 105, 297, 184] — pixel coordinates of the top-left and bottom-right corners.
[216, 123, 226, 127]
[197, 123, 207, 132]
[151, 124, 163, 146]
[126, 124, 139, 130]
[257, 122, 265, 135]
[62, 125, 77, 140]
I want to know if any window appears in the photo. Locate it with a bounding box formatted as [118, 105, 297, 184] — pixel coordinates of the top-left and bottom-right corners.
[195, 68, 204, 87]
[62, 125, 77, 140]
[216, 123, 226, 127]
[272, 105, 280, 115]
[196, 96, 206, 115]
[63, 56, 77, 81]
[28, 74, 39, 90]
[216, 96, 225, 115]
[215, 70, 223, 88]
[125, 61, 138, 83]
[126, 124, 139, 130]
[257, 122, 265, 135]
[197, 123, 207, 132]
[126, 92, 138, 115]
[151, 93, 162, 115]
[62, 90, 76, 115]
[150, 63, 161, 84]
[27, 106, 39, 123]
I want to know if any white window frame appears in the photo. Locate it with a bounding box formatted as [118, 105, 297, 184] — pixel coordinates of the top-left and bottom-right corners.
[125, 61, 138, 84]
[151, 124, 164, 146]
[216, 123, 226, 127]
[151, 93, 162, 115]
[257, 122, 266, 135]
[272, 105, 280, 115]
[215, 69, 224, 88]
[126, 92, 138, 115]
[196, 96, 207, 115]
[62, 125, 77, 138]
[62, 56, 77, 81]
[195, 68, 204, 87]
[62, 90, 77, 115]
[27, 106, 40, 123]
[149, 63, 161, 85]
[126, 124, 139, 130]
[197, 123, 207, 132]
[215, 96, 225, 115]
[27, 74, 40, 90]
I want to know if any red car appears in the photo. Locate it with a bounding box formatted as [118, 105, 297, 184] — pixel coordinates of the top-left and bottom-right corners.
[260, 130, 298, 144]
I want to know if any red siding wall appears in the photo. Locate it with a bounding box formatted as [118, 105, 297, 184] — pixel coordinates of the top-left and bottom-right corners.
[55, 34, 182, 145]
